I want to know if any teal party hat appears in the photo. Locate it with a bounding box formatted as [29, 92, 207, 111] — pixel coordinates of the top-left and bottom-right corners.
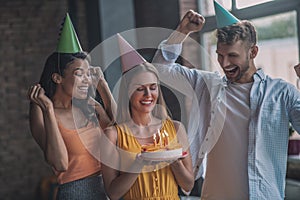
[214, 0, 240, 28]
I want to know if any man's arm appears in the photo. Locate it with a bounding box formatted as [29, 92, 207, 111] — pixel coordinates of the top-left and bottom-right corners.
[294, 63, 300, 77]
[294, 63, 300, 89]
[167, 10, 205, 45]
[290, 63, 300, 133]
[152, 10, 205, 65]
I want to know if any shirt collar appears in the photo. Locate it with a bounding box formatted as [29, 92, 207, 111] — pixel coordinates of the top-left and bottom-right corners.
[222, 76, 229, 87]
[253, 68, 266, 82]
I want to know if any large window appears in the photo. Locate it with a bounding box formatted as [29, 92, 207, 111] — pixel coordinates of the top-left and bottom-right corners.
[198, 0, 300, 85]
[198, 0, 275, 14]
[253, 12, 298, 84]
[198, 0, 274, 12]
[236, 0, 273, 9]
[198, 0, 231, 16]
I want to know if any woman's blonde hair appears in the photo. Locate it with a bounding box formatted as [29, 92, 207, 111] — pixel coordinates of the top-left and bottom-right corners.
[115, 62, 170, 124]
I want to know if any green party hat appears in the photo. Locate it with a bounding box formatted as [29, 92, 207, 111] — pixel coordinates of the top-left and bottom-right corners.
[56, 13, 82, 53]
[214, 0, 240, 28]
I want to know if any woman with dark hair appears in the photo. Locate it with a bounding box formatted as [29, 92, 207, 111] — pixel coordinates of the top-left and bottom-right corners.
[101, 35, 194, 200]
[27, 14, 116, 200]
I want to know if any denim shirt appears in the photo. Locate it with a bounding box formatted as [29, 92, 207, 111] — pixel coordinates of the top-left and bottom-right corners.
[152, 41, 300, 200]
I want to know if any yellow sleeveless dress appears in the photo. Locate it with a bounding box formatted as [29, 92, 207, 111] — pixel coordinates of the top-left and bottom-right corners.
[116, 119, 180, 200]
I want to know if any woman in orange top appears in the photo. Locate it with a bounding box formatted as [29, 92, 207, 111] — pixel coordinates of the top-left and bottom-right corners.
[28, 14, 116, 200]
[28, 51, 116, 199]
[101, 60, 194, 200]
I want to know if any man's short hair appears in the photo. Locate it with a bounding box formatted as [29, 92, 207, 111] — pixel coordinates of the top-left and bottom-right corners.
[216, 20, 257, 48]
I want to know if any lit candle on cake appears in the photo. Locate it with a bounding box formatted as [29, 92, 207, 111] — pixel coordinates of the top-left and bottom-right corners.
[158, 129, 162, 147]
[162, 131, 166, 146]
[164, 130, 169, 146]
[153, 133, 157, 147]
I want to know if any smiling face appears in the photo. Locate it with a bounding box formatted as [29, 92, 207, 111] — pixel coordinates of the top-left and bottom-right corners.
[216, 40, 256, 83]
[128, 71, 159, 116]
[216, 20, 258, 83]
[59, 58, 92, 99]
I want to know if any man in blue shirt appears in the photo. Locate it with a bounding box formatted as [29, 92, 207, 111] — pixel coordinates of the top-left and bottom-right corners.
[152, 5, 300, 200]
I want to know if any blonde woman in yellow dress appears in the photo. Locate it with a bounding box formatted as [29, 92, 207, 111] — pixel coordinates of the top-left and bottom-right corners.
[101, 34, 194, 200]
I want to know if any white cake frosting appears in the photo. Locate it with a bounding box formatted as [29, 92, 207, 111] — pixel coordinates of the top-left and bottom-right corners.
[141, 148, 182, 160]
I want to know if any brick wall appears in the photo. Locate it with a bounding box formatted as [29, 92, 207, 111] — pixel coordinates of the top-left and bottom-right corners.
[73, 0, 89, 51]
[0, 0, 88, 199]
[0, 0, 193, 198]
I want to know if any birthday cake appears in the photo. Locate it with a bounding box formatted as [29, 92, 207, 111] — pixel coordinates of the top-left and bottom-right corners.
[141, 144, 183, 160]
[140, 130, 183, 160]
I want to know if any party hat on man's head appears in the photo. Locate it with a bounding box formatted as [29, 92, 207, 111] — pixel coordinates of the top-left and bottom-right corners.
[117, 33, 147, 73]
[213, 0, 240, 28]
[56, 13, 82, 53]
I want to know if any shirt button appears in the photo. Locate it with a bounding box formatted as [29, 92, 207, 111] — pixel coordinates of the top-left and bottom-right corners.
[206, 138, 209, 141]
[155, 178, 158, 181]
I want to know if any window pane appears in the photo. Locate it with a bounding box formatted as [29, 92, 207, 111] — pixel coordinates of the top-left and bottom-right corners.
[252, 12, 298, 85]
[202, 31, 219, 72]
[236, 0, 274, 9]
[199, 0, 231, 16]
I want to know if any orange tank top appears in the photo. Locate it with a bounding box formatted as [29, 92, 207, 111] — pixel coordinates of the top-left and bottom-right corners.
[55, 121, 102, 184]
